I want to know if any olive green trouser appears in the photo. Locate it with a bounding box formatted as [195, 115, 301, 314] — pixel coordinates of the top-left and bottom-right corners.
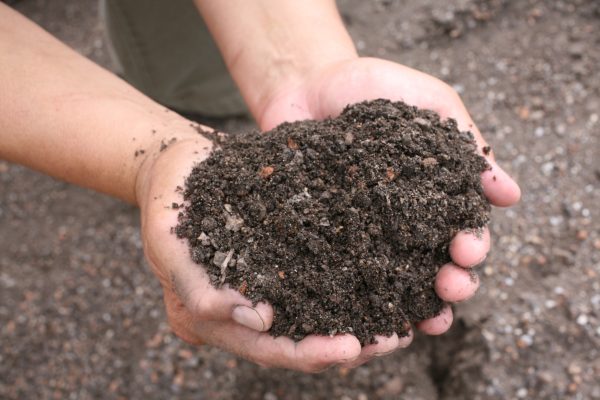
[101, 0, 247, 117]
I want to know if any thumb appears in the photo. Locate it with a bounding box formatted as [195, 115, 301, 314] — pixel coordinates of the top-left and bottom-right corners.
[166, 255, 274, 332]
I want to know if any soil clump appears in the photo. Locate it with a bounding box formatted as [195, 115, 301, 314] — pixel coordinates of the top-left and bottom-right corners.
[175, 99, 490, 344]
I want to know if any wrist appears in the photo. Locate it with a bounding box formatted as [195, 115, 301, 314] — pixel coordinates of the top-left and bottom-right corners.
[135, 133, 213, 211]
[237, 44, 358, 122]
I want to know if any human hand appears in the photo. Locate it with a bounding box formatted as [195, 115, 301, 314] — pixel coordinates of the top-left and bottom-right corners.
[136, 136, 372, 372]
[257, 57, 521, 366]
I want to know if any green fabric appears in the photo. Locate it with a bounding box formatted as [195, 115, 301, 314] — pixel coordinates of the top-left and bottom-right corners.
[101, 0, 247, 117]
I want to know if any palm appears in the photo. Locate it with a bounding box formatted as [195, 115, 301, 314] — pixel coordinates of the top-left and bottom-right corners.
[260, 59, 462, 131]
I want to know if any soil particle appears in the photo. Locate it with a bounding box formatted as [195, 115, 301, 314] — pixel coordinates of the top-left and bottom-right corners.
[160, 137, 178, 152]
[175, 99, 490, 344]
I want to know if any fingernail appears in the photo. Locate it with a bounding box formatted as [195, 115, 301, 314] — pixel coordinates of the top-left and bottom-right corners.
[232, 305, 266, 331]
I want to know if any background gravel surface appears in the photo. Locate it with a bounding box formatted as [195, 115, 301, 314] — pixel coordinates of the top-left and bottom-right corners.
[1, 0, 599, 399]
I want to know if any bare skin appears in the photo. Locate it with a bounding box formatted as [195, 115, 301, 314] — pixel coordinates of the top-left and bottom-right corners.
[0, 2, 520, 372]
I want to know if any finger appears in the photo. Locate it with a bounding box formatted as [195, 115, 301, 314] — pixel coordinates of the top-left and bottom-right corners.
[448, 108, 521, 208]
[231, 302, 273, 331]
[292, 334, 362, 372]
[340, 333, 400, 368]
[415, 304, 453, 335]
[175, 255, 274, 331]
[449, 227, 490, 267]
[480, 161, 522, 207]
[435, 263, 480, 303]
[339, 330, 414, 368]
[199, 320, 362, 373]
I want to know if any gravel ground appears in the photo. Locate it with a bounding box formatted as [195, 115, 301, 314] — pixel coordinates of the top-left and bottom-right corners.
[1, 0, 599, 399]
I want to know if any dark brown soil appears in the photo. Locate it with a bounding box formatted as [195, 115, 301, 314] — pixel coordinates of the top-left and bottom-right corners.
[175, 99, 490, 344]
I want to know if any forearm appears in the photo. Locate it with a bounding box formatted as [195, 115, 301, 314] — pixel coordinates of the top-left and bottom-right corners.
[0, 5, 202, 204]
[194, 0, 357, 119]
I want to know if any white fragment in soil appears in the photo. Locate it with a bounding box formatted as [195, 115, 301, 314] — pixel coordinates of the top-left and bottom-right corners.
[413, 117, 431, 128]
[554, 286, 565, 295]
[225, 214, 244, 232]
[219, 249, 234, 285]
[576, 314, 589, 326]
[318, 217, 331, 227]
[344, 132, 354, 145]
[287, 188, 312, 204]
[236, 257, 248, 271]
[198, 232, 211, 246]
[516, 388, 528, 398]
[212, 251, 228, 266]
[504, 277, 514, 287]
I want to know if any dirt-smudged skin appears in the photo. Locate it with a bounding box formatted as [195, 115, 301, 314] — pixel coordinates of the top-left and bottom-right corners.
[176, 99, 490, 344]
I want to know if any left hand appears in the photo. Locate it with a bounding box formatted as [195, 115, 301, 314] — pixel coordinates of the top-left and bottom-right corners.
[256, 57, 521, 367]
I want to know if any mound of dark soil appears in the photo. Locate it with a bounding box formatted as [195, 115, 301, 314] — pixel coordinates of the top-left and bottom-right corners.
[175, 99, 490, 344]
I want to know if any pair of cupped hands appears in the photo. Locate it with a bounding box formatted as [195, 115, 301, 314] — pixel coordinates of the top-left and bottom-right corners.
[137, 58, 521, 373]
